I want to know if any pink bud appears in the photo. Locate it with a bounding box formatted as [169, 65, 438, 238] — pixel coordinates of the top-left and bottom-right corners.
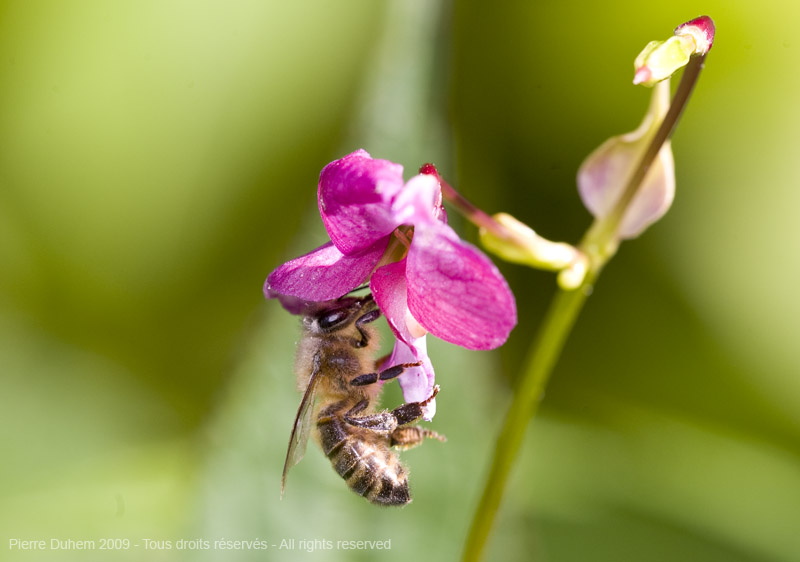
[675, 16, 715, 55]
[633, 15, 715, 86]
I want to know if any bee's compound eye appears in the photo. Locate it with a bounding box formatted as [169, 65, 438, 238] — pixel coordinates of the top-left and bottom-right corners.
[318, 310, 348, 330]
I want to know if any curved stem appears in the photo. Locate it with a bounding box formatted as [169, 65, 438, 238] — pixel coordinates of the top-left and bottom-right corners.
[461, 55, 707, 562]
[602, 54, 706, 240]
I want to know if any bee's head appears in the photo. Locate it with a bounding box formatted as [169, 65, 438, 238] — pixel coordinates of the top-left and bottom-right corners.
[303, 294, 376, 335]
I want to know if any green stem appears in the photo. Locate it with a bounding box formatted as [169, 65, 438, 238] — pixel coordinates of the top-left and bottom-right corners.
[461, 273, 596, 562]
[461, 55, 707, 562]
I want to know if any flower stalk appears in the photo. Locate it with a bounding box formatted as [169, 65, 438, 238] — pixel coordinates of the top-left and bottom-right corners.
[425, 164, 584, 279]
[462, 47, 710, 562]
[462, 264, 595, 562]
[421, 163, 509, 242]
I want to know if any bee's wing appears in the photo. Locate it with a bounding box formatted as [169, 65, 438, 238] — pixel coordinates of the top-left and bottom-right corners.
[281, 354, 323, 498]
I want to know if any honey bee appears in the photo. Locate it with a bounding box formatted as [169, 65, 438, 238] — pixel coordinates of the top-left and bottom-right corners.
[281, 294, 444, 506]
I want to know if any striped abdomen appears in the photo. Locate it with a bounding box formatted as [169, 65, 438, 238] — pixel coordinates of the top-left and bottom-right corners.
[317, 412, 410, 506]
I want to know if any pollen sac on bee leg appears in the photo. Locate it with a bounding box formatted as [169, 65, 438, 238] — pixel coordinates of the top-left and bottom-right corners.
[391, 427, 446, 450]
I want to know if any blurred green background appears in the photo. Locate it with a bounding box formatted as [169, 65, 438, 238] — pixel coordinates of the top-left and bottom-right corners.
[2, 0, 799, 561]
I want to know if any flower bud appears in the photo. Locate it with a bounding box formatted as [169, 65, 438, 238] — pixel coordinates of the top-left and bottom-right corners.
[577, 80, 674, 240]
[633, 15, 715, 86]
[479, 213, 579, 271]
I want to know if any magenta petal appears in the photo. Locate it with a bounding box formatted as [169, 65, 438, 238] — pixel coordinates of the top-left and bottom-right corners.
[264, 239, 387, 307]
[262, 292, 314, 315]
[387, 338, 436, 421]
[370, 259, 416, 346]
[390, 173, 441, 226]
[318, 149, 405, 255]
[370, 258, 436, 419]
[406, 225, 517, 350]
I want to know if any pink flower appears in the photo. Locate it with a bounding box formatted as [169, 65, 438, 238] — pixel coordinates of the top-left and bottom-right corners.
[265, 150, 517, 417]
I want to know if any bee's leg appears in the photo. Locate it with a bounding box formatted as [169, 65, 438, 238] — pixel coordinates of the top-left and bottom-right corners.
[353, 309, 381, 348]
[345, 385, 442, 438]
[388, 387, 445, 449]
[349, 362, 423, 387]
[390, 426, 446, 450]
[345, 399, 369, 415]
[388, 385, 440, 426]
[373, 352, 391, 370]
[343, 404, 398, 433]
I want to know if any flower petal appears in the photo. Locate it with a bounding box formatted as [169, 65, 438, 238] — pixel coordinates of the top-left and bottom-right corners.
[318, 149, 405, 255]
[418, 163, 448, 223]
[390, 173, 441, 226]
[387, 337, 436, 421]
[619, 142, 674, 238]
[577, 137, 675, 240]
[262, 292, 314, 315]
[406, 224, 517, 350]
[370, 258, 436, 419]
[370, 258, 416, 346]
[264, 239, 387, 308]
[577, 80, 674, 239]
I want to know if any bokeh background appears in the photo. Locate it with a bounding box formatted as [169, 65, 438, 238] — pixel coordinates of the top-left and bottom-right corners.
[2, 0, 799, 561]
